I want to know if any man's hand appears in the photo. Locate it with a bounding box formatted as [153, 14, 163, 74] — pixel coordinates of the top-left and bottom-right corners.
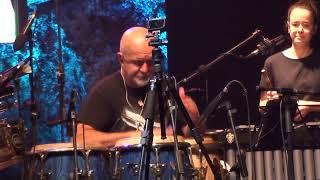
[178, 86, 206, 136]
[179, 87, 200, 123]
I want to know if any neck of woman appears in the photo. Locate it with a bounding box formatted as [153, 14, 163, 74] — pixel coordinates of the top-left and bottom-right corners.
[287, 44, 313, 59]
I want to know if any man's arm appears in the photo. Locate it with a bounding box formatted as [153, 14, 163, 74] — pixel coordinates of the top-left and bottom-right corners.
[76, 123, 141, 148]
[75, 123, 180, 148]
[178, 87, 204, 136]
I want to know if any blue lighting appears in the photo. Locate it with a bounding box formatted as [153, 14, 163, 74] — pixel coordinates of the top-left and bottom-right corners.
[0, 0, 166, 143]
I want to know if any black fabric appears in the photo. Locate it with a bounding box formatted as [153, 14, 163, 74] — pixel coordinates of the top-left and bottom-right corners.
[79, 71, 185, 133]
[260, 49, 320, 101]
[257, 49, 320, 148]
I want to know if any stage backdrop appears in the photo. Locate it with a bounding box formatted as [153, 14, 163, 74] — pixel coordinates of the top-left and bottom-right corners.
[0, 0, 166, 144]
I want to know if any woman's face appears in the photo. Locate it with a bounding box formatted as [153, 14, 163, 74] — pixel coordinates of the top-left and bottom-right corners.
[287, 7, 315, 48]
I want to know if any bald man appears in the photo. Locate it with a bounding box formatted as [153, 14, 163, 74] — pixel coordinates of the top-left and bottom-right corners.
[77, 27, 201, 147]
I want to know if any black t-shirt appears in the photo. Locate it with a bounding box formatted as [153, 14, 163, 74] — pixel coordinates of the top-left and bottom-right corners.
[260, 49, 320, 101]
[260, 49, 320, 121]
[80, 71, 185, 132]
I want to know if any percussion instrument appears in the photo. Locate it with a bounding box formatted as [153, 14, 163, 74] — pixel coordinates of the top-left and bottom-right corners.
[206, 122, 320, 180]
[110, 136, 193, 180]
[25, 143, 111, 180]
[185, 136, 229, 180]
[0, 120, 24, 170]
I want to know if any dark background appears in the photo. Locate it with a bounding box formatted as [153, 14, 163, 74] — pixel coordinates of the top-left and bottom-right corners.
[167, 0, 292, 128]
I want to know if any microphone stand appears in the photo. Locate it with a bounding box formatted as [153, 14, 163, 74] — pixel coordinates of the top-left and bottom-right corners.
[69, 89, 79, 180]
[11, 10, 39, 149]
[222, 101, 248, 179]
[166, 77, 223, 180]
[198, 84, 229, 123]
[177, 29, 261, 86]
[55, 0, 66, 142]
[282, 95, 295, 180]
[138, 45, 163, 180]
[165, 86, 185, 180]
[26, 28, 39, 152]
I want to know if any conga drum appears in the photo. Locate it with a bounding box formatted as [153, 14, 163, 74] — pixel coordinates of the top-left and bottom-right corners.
[110, 135, 193, 180]
[25, 143, 111, 180]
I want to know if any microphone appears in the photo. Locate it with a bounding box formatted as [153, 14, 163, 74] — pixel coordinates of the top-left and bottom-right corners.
[246, 35, 287, 58]
[13, 9, 37, 51]
[199, 83, 230, 123]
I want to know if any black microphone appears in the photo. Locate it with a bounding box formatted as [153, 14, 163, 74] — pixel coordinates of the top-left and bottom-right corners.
[246, 35, 287, 58]
[13, 9, 37, 51]
[199, 82, 232, 123]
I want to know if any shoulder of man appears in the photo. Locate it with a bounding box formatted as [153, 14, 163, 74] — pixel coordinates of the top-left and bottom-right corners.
[90, 71, 122, 95]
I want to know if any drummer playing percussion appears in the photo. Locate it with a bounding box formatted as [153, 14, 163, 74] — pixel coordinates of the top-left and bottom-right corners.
[259, 0, 320, 122]
[77, 27, 204, 147]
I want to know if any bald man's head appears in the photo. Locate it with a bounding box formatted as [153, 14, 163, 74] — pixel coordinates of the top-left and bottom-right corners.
[119, 27, 152, 59]
[117, 27, 154, 88]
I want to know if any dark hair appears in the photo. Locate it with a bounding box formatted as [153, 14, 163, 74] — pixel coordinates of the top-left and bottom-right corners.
[287, 0, 320, 47]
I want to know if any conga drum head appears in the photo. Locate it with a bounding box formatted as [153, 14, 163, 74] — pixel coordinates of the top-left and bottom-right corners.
[29, 142, 108, 153]
[113, 135, 188, 150]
